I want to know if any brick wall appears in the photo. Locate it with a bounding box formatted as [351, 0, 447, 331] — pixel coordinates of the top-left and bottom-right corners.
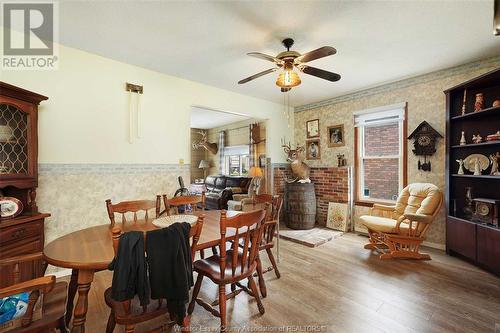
[273, 165, 349, 226]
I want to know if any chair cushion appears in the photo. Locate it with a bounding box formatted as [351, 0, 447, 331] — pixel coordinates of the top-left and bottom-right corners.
[395, 183, 441, 217]
[227, 200, 242, 211]
[193, 250, 255, 283]
[359, 215, 410, 234]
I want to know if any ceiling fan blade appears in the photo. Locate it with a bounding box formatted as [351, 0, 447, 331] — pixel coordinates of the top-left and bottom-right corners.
[295, 46, 337, 64]
[300, 65, 341, 82]
[247, 52, 283, 64]
[238, 68, 277, 84]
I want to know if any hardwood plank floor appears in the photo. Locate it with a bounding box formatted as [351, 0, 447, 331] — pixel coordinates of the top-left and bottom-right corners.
[73, 233, 500, 332]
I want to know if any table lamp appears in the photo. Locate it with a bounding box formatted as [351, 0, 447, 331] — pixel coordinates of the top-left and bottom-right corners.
[198, 160, 210, 179]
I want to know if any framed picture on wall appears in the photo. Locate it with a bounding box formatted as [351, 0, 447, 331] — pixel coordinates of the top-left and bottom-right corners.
[327, 124, 345, 147]
[306, 139, 320, 160]
[306, 119, 319, 138]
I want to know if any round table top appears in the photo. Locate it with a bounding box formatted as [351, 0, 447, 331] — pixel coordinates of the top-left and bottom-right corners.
[43, 210, 239, 271]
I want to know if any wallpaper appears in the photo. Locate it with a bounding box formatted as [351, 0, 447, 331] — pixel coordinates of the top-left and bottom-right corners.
[37, 163, 189, 244]
[294, 56, 500, 246]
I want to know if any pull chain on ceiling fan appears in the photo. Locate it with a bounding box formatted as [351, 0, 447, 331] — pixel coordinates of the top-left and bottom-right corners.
[238, 38, 341, 91]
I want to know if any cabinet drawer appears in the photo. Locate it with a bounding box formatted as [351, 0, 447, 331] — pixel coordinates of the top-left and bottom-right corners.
[0, 237, 42, 259]
[0, 221, 42, 246]
[446, 216, 476, 261]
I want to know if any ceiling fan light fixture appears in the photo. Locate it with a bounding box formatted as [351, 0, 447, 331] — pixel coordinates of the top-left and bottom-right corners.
[276, 69, 301, 88]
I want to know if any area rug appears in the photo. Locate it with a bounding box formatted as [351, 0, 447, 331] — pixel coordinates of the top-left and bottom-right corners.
[277, 224, 343, 248]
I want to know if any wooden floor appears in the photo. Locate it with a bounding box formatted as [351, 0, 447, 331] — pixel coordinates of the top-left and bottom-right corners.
[77, 233, 500, 333]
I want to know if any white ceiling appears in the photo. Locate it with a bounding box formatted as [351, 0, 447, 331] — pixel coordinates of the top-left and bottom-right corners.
[58, 1, 500, 106]
[190, 106, 250, 129]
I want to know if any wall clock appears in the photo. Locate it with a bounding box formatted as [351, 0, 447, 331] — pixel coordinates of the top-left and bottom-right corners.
[407, 121, 443, 171]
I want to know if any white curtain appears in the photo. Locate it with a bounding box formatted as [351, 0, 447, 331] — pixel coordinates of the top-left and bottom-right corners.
[218, 131, 225, 174]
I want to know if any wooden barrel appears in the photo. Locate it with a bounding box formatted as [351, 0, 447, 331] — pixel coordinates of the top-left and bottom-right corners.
[284, 182, 316, 230]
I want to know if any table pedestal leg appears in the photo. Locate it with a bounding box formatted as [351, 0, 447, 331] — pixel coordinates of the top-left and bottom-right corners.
[71, 269, 94, 333]
[66, 269, 79, 326]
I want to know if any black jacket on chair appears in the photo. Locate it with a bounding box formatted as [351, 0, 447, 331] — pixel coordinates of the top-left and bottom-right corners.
[108, 231, 150, 306]
[146, 222, 193, 324]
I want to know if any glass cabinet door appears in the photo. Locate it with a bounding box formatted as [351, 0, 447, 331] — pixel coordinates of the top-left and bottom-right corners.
[0, 103, 29, 176]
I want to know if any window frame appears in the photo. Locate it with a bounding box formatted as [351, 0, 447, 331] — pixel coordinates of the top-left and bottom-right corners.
[223, 145, 250, 177]
[354, 103, 408, 207]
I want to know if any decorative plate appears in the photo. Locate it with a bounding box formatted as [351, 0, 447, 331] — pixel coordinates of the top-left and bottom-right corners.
[152, 214, 198, 228]
[464, 154, 489, 172]
[0, 197, 23, 219]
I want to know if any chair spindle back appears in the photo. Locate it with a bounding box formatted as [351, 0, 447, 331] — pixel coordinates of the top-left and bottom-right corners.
[106, 195, 161, 227]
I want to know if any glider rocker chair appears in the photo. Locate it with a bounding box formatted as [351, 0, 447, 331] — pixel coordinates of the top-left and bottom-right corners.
[360, 183, 442, 260]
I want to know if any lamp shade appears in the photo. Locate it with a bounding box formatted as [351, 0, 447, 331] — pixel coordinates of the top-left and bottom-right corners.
[276, 70, 301, 88]
[198, 160, 210, 169]
[249, 166, 263, 177]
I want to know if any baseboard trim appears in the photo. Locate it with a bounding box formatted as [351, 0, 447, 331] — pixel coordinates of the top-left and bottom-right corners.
[49, 268, 72, 279]
[422, 241, 446, 251]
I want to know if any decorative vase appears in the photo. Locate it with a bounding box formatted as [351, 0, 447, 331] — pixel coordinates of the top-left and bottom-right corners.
[474, 93, 484, 112]
[463, 187, 473, 218]
[460, 131, 466, 145]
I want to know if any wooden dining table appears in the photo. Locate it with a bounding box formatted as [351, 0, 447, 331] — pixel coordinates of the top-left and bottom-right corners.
[43, 209, 240, 333]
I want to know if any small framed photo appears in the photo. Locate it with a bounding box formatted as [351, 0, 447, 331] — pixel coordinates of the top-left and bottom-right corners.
[306, 119, 319, 138]
[259, 154, 266, 168]
[327, 124, 345, 147]
[306, 139, 320, 160]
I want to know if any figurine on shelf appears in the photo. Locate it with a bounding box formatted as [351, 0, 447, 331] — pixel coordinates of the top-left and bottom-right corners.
[461, 89, 467, 115]
[493, 99, 500, 107]
[456, 159, 465, 175]
[486, 130, 500, 141]
[472, 134, 482, 144]
[474, 93, 484, 112]
[460, 131, 467, 145]
[474, 157, 482, 175]
[490, 152, 500, 176]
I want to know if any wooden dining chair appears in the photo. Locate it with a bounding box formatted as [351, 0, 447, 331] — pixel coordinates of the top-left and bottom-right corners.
[0, 253, 68, 333]
[162, 193, 206, 215]
[188, 209, 267, 332]
[105, 195, 162, 227]
[104, 216, 204, 333]
[253, 194, 283, 279]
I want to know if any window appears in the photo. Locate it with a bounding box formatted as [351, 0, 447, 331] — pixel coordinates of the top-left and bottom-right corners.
[223, 145, 249, 176]
[354, 103, 407, 203]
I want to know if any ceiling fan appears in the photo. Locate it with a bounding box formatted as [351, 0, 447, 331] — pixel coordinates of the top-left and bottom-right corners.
[238, 38, 341, 92]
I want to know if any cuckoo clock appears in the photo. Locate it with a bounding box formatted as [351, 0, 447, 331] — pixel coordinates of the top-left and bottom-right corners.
[407, 121, 443, 172]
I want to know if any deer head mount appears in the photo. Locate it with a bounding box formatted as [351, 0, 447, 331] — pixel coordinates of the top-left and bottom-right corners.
[282, 142, 311, 183]
[192, 131, 218, 155]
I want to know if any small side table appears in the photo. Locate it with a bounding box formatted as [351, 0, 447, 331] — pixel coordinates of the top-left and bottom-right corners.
[190, 183, 207, 195]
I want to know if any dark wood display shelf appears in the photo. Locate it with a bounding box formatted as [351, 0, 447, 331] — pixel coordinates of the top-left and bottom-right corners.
[451, 174, 500, 179]
[445, 67, 500, 277]
[451, 105, 500, 121]
[451, 141, 500, 148]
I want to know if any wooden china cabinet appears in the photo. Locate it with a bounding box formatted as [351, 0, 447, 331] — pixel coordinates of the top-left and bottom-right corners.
[0, 82, 49, 287]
